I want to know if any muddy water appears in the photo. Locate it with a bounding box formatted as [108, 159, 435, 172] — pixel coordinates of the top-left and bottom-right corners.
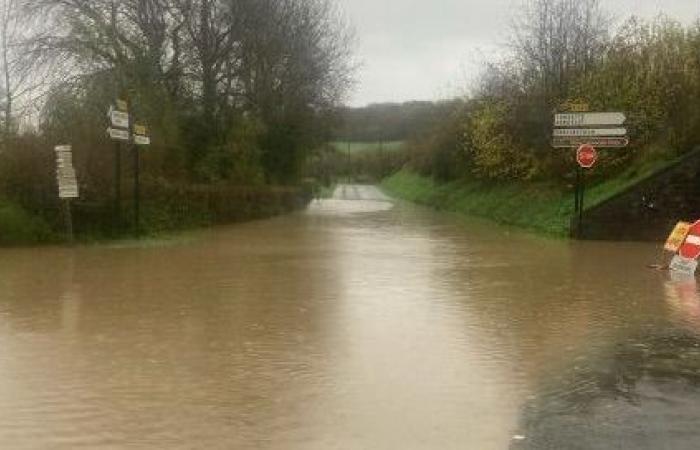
[1, 185, 700, 449]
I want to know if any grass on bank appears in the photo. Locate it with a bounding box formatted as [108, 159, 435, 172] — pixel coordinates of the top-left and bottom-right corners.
[330, 141, 405, 154]
[382, 155, 681, 237]
[382, 171, 574, 236]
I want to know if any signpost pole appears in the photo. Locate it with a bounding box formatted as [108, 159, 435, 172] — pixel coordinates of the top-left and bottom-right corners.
[579, 169, 586, 236]
[574, 167, 581, 214]
[62, 199, 74, 243]
[114, 141, 121, 232]
[133, 144, 140, 235]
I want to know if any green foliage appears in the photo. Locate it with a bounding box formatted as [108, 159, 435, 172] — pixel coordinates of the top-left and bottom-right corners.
[404, 14, 700, 186]
[0, 199, 55, 245]
[330, 141, 405, 153]
[382, 170, 574, 236]
[194, 117, 266, 184]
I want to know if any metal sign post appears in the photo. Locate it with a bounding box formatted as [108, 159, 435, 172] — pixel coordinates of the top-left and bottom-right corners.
[132, 124, 150, 234]
[552, 107, 628, 238]
[108, 100, 130, 233]
[55, 145, 79, 242]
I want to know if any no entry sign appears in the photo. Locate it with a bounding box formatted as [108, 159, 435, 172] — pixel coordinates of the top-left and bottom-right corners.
[576, 144, 597, 169]
[679, 221, 700, 260]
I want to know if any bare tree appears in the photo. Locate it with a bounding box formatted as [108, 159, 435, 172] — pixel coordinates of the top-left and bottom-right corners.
[510, 0, 610, 101]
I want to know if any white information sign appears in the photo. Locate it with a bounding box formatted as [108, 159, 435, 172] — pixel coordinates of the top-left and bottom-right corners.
[110, 110, 130, 129]
[554, 112, 626, 127]
[134, 135, 150, 146]
[553, 128, 628, 138]
[108, 128, 130, 141]
[55, 145, 79, 199]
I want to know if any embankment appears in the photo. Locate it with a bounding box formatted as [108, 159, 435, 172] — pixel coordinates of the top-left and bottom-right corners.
[381, 171, 574, 236]
[382, 156, 692, 240]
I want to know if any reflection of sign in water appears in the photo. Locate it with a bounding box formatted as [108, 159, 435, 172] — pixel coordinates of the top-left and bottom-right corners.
[670, 255, 698, 277]
[665, 222, 692, 253]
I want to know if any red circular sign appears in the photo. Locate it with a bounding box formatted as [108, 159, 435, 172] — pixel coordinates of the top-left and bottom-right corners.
[680, 221, 700, 260]
[577, 144, 598, 168]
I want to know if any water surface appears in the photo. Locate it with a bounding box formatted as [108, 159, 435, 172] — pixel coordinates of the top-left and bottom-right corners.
[1, 185, 699, 449]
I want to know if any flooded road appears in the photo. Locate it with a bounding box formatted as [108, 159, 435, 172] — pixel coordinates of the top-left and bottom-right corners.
[1, 184, 700, 449]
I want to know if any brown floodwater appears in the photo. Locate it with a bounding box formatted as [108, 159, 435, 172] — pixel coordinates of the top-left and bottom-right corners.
[1, 185, 700, 449]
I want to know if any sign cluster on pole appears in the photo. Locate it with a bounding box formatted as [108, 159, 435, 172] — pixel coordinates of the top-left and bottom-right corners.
[106, 99, 150, 235]
[55, 145, 79, 199]
[552, 111, 629, 149]
[551, 103, 630, 238]
[55, 145, 78, 242]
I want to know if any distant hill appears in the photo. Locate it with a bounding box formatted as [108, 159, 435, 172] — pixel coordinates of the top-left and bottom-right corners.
[334, 100, 463, 143]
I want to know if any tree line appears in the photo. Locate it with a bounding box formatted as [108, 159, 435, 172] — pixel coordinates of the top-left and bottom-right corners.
[406, 0, 700, 184]
[0, 0, 354, 221]
[334, 100, 461, 143]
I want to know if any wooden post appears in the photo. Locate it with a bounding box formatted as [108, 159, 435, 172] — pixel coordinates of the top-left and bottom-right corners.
[133, 144, 140, 235]
[574, 167, 581, 214]
[579, 168, 586, 237]
[63, 199, 74, 244]
[114, 141, 121, 232]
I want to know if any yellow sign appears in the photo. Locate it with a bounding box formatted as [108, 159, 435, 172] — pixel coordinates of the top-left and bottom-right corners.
[116, 99, 128, 112]
[134, 124, 148, 136]
[665, 222, 692, 252]
[560, 100, 590, 113]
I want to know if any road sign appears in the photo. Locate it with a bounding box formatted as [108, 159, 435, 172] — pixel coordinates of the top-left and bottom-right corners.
[551, 137, 629, 148]
[679, 221, 700, 260]
[133, 123, 150, 146]
[133, 124, 147, 136]
[554, 112, 626, 127]
[670, 255, 699, 276]
[116, 99, 128, 112]
[108, 128, 130, 141]
[665, 222, 692, 253]
[55, 145, 79, 199]
[134, 135, 150, 146]
[110, 110, 130, 129]
[576, 144, 597, 169]
[560, 101, 590, 112]
[553, 128, 627, 137]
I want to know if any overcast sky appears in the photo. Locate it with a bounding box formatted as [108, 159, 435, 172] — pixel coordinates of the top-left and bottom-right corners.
[337, 0, 700, 107]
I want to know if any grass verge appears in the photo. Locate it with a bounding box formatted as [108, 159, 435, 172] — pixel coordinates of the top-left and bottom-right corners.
[382, 157, 682, 237]
[382, 171, 574, 236]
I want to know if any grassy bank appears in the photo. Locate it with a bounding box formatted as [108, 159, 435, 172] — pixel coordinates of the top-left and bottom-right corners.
[382, 171, 575, 236]
[382, 158, 680, 237]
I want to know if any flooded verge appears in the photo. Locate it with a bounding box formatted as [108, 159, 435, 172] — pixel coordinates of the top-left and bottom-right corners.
[0, 185, 698, 449]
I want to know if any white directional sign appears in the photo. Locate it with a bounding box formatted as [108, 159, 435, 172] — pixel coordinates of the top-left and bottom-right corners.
[110, 110, 130, 129]
[551, 137, 629, 148]
[553, 128, 628, 138]
[554, 112, 626, 127]
[134, 135, 150, 146]
[55, 145, 79, 199]
[108, 128, 130, 141]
